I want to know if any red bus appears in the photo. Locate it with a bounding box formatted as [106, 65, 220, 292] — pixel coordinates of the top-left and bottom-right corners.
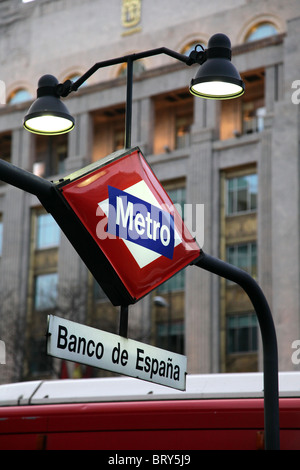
[0, 372, 299, 450]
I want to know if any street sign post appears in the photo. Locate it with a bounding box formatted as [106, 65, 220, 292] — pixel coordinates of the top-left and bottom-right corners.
[47, 315, 187, 390]
[0, 147, 280, 448]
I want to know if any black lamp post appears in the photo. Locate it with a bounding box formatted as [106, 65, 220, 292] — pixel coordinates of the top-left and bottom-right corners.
[23, 33, 244, 140]
[0, 34, 279, 449]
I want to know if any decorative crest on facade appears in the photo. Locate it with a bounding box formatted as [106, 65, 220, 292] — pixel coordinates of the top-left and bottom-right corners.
[122, 0, 142, 35]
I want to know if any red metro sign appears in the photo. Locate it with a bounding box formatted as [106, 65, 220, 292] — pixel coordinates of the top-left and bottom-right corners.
[54, 148, 200, 305]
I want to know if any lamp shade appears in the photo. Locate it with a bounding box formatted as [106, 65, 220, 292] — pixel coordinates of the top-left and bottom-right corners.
[23, 75, 75, 135]
[190, 33, 244, 99]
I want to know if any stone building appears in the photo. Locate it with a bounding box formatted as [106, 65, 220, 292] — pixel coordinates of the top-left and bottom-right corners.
[0, 0, 299, 383]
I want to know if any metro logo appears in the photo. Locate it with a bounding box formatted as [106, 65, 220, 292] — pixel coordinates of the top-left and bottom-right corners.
[106, 186, 174, 260]
[59, 147, 201, 304]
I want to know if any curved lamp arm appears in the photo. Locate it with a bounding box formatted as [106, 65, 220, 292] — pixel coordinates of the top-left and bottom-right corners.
[55, 46, 204, 97]
[192, 250, 280, 450]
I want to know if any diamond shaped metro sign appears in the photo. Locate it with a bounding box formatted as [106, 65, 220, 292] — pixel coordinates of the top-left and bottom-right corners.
[53, 147, 200, 305]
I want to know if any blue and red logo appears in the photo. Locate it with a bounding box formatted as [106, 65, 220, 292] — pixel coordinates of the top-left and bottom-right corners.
[106, 185, 175, 260]
[60, 148, 200, 300]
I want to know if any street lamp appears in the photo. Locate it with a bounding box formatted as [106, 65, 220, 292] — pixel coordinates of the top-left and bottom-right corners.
[23, 33, 244, 138]
[189, 33, 244, 99]
[23, 75, 75, 135]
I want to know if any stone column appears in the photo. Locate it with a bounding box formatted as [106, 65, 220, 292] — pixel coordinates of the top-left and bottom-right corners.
[268, 17, 300, 370]
[66, 111, 92, 171]
[130, 97, 154, 154]
[185, 98, 217, 373]
[270, 100, 300, 370]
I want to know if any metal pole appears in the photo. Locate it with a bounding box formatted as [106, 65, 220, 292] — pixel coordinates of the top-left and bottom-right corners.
[193, 250, 280, 450]
[125, 57, 133, 150]
[118, 57, 134, 338]
[0, 159, 53, 201]
[70, 47, 191, 93]
[119, 305, 129, 338]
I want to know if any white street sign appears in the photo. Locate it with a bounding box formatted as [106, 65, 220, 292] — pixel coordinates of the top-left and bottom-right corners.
[47, 315, 187, 390]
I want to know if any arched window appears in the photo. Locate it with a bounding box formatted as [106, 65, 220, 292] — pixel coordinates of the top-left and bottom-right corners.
[66, 74, 81, 82]
[245, 22, 278, 42]
[7, 88, 33, 105]
[181, 41, 206, 57]
[62, 73, 88, 88]
[117, 60, 145, 77]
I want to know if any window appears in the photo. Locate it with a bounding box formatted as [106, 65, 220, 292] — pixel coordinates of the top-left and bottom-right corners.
[242, 70, 265, 135]
[113, 127, 125, 151]
[220, 68, 265, 140]
[0, 132, 11, 163]
[0, 133, 12, 187]
[181, 41, 206, 57]
[34, 134, 68, 177]
[156, 321, 184, 354]
[117, 60, 145, 77]
[226, 242, 257, 279]
[29, 338, 52, 375]
[36, 213, 60, 249]
[242, 100, 265, 134]
[34, 273, 58, 311]
[153, 90, 193, 154]
[246, 22, 278, 42]
[0, 217, 3, 256]
[226, 174, 257, 215]
[227, 313, 258, 353]
[157, 270, 185, 293]
[168, 187, 186, 218]
[175, 114, 192, 149]
[93, 280, 107, 302]
[64, 74, 87, 87]
[7, 89, 32, 105]
[92, 105, 126, 160]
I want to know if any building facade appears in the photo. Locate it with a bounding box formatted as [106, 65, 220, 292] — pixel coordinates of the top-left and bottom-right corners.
[0, 0, 299, 383]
